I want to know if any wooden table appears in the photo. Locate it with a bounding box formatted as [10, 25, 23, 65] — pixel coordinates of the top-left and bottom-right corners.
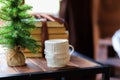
[0, 51, 110, 80]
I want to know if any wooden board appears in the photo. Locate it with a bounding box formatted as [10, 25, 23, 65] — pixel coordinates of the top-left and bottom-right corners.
[0, 54, 100, 74]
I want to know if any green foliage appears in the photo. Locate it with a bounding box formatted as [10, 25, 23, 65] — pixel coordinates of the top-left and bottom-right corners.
[0, 0, 41, 53]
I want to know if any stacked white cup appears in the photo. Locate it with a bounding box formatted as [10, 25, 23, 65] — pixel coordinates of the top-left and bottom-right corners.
[44, 39, 74, 67]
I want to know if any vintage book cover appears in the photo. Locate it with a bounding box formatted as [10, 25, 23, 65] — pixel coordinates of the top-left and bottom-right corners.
[24, 52, 43, 58]
[32, 33, 68, 41]
[35, 21, 65, 27]
[31, 27, 66, 34]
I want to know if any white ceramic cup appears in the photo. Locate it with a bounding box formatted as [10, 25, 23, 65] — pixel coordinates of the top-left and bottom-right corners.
[44, 39, 74, 67]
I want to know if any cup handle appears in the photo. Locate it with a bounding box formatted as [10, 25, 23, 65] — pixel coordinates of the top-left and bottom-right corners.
[69, 45, 74, 55]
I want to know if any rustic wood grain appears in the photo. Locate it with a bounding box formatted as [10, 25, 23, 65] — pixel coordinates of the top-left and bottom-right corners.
[0, 54, 100, 75]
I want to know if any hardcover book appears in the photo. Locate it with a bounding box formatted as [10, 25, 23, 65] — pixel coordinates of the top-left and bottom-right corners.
[23, 21, 68, 58]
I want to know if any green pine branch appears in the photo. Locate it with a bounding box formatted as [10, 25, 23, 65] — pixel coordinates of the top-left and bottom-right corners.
[0, 0, 41, 54]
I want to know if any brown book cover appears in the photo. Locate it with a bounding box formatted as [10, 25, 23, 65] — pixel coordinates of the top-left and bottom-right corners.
[32, 33, 68, 41]
[24, 52, 43, 58]
[35, 21, 65, 27]
[31, 27, 67, 34]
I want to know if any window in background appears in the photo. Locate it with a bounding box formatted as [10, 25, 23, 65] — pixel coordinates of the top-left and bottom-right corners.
[25, 0, 60, 17]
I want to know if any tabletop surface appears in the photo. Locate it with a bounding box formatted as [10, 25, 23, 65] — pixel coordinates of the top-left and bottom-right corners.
[0, 51, 107, 79]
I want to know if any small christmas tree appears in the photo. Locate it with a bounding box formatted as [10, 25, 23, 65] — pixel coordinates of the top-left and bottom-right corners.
[0, 0, 41, 66]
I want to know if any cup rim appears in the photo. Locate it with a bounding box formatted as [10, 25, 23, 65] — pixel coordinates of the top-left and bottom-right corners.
[45, 39, 68, 43]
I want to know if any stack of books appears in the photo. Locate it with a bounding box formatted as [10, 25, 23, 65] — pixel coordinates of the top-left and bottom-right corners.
[23, 21, 68, 58]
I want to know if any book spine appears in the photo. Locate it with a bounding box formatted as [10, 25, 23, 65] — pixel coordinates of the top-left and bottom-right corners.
[31, 27, 66, 34]
[35, 21, 65, 27]
[24, 52, 43, 58]
[32, 33, 68, 41]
